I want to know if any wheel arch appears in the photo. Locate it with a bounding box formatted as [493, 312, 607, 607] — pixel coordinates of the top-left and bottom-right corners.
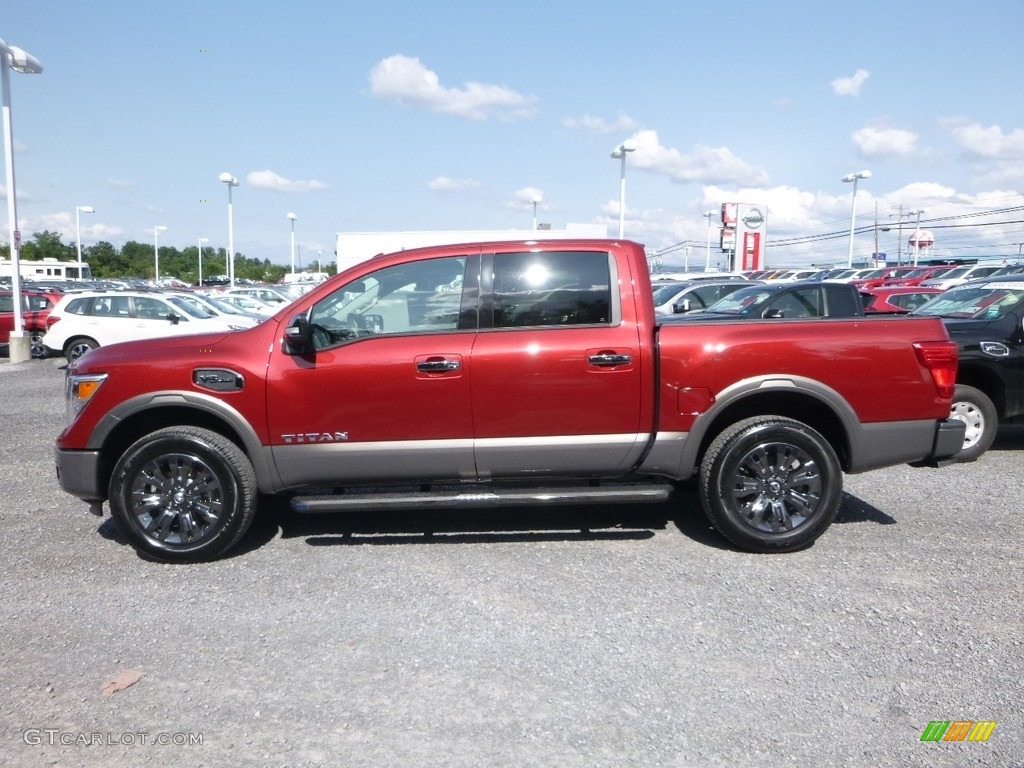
[678, 378, 856, 477]
[85, 391, 280, 498]
[63, 335, 99, 353]
[956, 363, 1007, 419]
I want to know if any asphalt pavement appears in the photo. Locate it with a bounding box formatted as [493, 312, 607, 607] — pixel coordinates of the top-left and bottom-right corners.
[0, 357, 1021, 768]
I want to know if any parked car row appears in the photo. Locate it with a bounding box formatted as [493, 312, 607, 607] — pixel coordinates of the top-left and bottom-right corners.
[5, 281, 306, 363]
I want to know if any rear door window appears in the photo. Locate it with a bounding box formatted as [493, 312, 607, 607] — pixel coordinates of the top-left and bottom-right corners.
[490, 250, 613, 328]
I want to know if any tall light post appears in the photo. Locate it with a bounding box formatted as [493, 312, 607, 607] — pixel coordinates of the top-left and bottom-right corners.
[530, 195, 541, 231]
[703, 210, 716, 271]
[908, 209, 925, 266]
[842, 170, 872, 268]
[287, 212, 297, 274]
[219, 172, 238, 286]
[153, 225, 167, 282]
[197, 237, 208, 287]
[611, 139, 638, 239]
[75, 205, 94, 280]
[1, 37, 43, 364]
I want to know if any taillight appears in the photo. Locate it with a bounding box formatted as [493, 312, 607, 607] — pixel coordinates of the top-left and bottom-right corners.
[913, 341, 958, 400]
[46, 315, 61, 328]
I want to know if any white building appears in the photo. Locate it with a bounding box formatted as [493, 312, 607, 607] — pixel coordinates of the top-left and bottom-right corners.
[335, 223, 608, 273]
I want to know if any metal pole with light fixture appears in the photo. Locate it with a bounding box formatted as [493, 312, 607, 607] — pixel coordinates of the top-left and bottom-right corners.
[611, 139, 638, 239]
[197, 237, 208, 287]
[1, 38, 43, 363]
[703, 210, 716, 271]
[153, 226, 167, 282]
[530, 196, 541, 231]
[842, 170, 871, 268]
[287, 212, 297, 274]
[219, 172, 238, 286]
[75, 205, 94, 280]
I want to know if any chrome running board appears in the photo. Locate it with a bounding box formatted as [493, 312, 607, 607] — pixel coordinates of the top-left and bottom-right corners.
[290, 483, 673, 513]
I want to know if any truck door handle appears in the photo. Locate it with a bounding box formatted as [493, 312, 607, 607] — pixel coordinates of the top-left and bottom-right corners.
[588, 353, 632, 366]
[417, 359, 461, 372]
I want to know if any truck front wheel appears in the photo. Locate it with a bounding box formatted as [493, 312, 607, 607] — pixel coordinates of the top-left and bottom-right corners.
[949, 384, 997, 462]
[699, 417, 842, 553]
[108, 426, 257, 563]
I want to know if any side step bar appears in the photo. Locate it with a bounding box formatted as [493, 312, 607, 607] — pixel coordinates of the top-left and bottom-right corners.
[291, 483, 674, 513]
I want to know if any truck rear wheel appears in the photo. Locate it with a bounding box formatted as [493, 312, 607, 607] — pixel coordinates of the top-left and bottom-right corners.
[949, 384, 997, 462]
[108, 426, 257, 563]
[699, 416, 842, 553]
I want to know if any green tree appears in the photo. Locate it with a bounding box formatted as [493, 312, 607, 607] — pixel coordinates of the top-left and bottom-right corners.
[20, 231, 75, 261]
[120, 240, 155, 278]
[84, 241, 123, 277]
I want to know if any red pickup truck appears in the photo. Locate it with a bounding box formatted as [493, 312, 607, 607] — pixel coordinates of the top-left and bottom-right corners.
[56, 239, 965, 562]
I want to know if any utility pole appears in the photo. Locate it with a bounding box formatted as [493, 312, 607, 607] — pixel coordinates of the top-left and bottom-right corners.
[873, 201, 880, 264]
[888, 205, 907, 266]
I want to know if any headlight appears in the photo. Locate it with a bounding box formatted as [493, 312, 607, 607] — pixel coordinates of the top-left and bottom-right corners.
[65, 373, 107, 423]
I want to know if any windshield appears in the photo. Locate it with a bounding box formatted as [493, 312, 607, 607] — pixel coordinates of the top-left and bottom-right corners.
[174, 295, 221, 316]
[652, 283, 688, 303]
[205, 296, 247, 315]
[912, 283, 1024, 319]
[703, 286, 774, 315]
[165, 295, 216, 319]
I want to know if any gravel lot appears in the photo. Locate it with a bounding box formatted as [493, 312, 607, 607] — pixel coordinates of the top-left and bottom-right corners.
[1, 357, 1021, 768]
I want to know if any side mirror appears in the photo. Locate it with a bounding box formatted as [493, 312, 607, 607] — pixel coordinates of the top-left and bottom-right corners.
[673, 298, 691, 314]
[283, 311, 312, 354]
[167, 313, 180, 325]
[763, 308, 785, 319]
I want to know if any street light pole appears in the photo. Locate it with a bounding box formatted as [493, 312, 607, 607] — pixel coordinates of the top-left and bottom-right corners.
[611, 139, 638, 239]
[197, 237, 208, 287]
[842, 170, 871, 268]
[219, 172, 239, 286]
[530, 195, 541, 231]
[153, 225, 167, 282]
[287, 212, 297, 274]
[703, 210, 716, 271]
[75, 205, 94, 280]
[1, 37, 43, 364]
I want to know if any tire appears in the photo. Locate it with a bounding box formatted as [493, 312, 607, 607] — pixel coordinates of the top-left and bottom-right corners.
[30, 332, 46, 359]
[949, 384, 997, 462]
[108, 426, 257, 563]
[699, 416, 842, 553]
[65, 337, 98, 364]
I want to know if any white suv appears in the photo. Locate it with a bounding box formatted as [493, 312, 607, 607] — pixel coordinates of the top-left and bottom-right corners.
[42, 291, 250, 363]
[920, 264, 1003, 290]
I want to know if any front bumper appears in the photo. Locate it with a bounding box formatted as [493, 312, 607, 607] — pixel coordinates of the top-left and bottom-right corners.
[55, 448, 105, 502]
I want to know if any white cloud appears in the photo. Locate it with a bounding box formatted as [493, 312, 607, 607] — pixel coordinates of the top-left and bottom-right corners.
[831, 69, 870, 96]
[370, 54, 537, 121]
[246, 170, 328, 193]
[627, 129, 770, 186]
[505, 186, 546, 210]
[852, 125, 919, 159]
[427, 176, 481, 191]
[561, 112, 640, 135]
[940, 116, 1024, 159]
[24, 211, 124, 243]
[108, 178, 137, 190]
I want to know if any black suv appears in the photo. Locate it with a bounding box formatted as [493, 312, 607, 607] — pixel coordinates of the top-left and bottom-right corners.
[912, 275, 1024, 460]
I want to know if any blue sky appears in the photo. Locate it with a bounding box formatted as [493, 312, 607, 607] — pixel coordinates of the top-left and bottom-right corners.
[3, 0, 1024, 270]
